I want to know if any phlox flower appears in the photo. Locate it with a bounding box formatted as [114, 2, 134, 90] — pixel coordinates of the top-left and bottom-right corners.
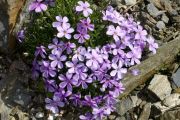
[76, 1, 93, 17]
[57, 23, 74, 39]
[40, 61, 56, 78]
[147, 36, 158, 54]
[29, 0, 47, 13]
[52, 16, 69, 28]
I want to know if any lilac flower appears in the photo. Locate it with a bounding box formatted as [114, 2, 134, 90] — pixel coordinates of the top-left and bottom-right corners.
[131, 69, 140, 76]
[54, 90, 72, 103]
[52, 16, 69, 28]
[106, 25, 124, 42]
[92, 107, 110, 120]
[86, 49, 103, 70]
[35, 45, 46, 58]
[29, 0, 47, 13]
[126, 47, 142, 65]
[72, 46, 86, 61]
[45, 79, 57, 92]
[40, 61, 56, 78]
[49, 51, 67, 69]
[80, 18, 94, 31]
[45, 96, 64, 113]
[17, 29, 25, 43]
[147, 36, 158, 54]
[77, 77, 92, 89]
[58, 73, 78, 91]
[74, 23, 90, 43]
[100, 77, 118, 91]
[57, 23, 74, 39]
[79, 113, 93, 120]
[110, 61, 127, 79]
[113, 82, 125, 97]
[135, 25, 147, 40]
[65, 59, 79, 74]
[73, 63, 88, 80]
[64, 42, 76, 54]
[76, 1, 93, 17]
[48, 38, 64, 53]
[69, 93, 81, 106]
[82, 95, 97, 107]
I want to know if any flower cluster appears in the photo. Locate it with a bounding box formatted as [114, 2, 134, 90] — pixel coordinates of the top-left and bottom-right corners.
[29, 0, 55, 12]
[30, 1, 158, 120]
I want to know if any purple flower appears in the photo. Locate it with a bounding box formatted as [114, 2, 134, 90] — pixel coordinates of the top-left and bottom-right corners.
[64, 42, 76, 54]
[69, 93, 81, 106]
[65, 59, 80, 74]
[76, 1, 93, 17]
[29, 0, 47, 13]
[82, 95, 97, 107]
[135, 25, 147, 40]
[147, 36, 158, 54]
[80, 18, 94, 31]
[106, 25, 124, 42]
[77, 77, 92, 89]
[86, 49, 103, 70]
[45, 96, 64, 113]
[110, 61, 127, 79]
[48, 38, 64, 53]
[17, 29, 25, 43]
[40, 61, 56, 78]
[58, 73, 78, 91]
[54, 90, 72, 103]
[52, 16, 69, 28]
[45, 79, 57, 92]
[35, 45, 46, 58]
[32, 59, 40, 80]
[49, 51, 67, 69]
[126, 47, 142, 65]
[57, 23, 74, 39]
[113, 82, 125, 97]
[79, 113, 93, 120]
[100, 77, 118, 91]
[92, 107, 110, 120]
[73, 63, 88, 80]
[72, 46, 86, 61]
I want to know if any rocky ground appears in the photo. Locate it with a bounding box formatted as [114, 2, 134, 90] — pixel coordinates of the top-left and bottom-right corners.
[0, 0, 180, 120]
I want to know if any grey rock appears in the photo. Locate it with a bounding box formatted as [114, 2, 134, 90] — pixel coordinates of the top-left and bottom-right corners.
[116, 97, 133, 116]
[172, 68, 180, 87]
[138, 103, 151, 120]
[156, 21, 166, 30]
[130, 95, 142, 107]
[161, 14, 169, 23]
[125, 0, 136, 5]
[148, 75, 172, 100]
[159, 108, 180, 120]
[163, 93, 180, 107]
[35, 112, 44, 118]
[147, 3, 164, 17]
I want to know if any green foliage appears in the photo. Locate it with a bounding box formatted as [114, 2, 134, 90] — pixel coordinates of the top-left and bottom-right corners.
[23, 0, 110, 60]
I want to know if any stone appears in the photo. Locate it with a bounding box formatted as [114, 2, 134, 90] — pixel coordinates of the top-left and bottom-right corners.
[161, 14, 169, 23]
[172, 68, 180, 87]
[156, 21, 166, 30]
[148, 75, 172, 100]
[159, 108, 180, 120]
[138, 103, 151, 120]
[120, 36, 180, 98]
[116, 97, 134, 116]
[160, 0, 178, 15]
[130, 95, 142, 107]
[125, 0, 136, 5]
[163, 93, 180, 108]
[147, 0, 164, 9]
[35, 112, 44, 118]
[147, 3, 164, 17]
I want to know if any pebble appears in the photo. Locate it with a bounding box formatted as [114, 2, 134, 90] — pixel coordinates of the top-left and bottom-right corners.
[125, 0, 136, 5]
[138, 103, 151, 120]
[172, 68, 180, 87]
[163, 93, 180, 107]
[156, 21, 166, 30]
[147, 3, 164, 17]
[35, 112, 44, 118]
[161, 14, 169, 23]
[148, 75, 172, 100]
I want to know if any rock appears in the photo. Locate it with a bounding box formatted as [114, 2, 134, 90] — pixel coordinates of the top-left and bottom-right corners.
[161, 14, 169, 23]
[160, 0, 178, 15]
[159, 108, 180, 120]
[153, 102, 169, 113]
[163, 93, 180, 107]
[138, 103, 151, 120]
[120, 36, 180, 98]
[116, 97, 134, 116]
[130, 95, 142, 107]
[125, 0, 136, 5]
[147, 3, 164, 17]
[147, 0, 164, 9]
[156, 21, 166, 30]
[172, 68, 180, 87]
[35, 112, 44, 118]
[148, 75, 172, 100]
